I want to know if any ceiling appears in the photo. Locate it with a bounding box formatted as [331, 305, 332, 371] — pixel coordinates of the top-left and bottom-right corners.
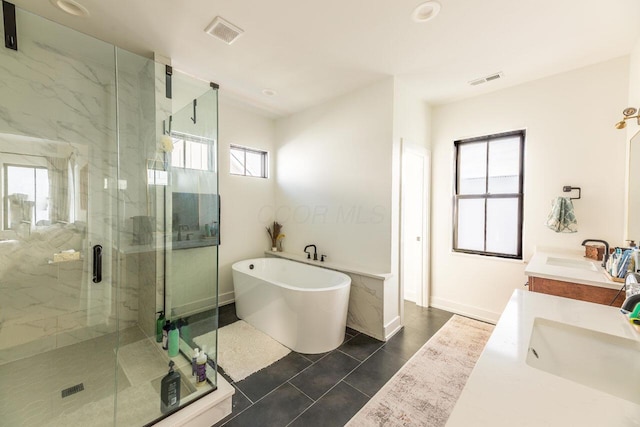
[10, 0, 640, 117]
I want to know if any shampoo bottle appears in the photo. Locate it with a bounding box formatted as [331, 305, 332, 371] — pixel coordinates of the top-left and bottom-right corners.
[196, 350, 207, 386]
[156, 311, 165, 343]
[191, 348, 199, 376]
[162, 320, 171, 350]
[160, 361, 181, 414]
[168, 322, 179, 357]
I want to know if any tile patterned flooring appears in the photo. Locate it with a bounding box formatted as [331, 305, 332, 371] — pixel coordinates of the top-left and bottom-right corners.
[214, 302, 454, 427]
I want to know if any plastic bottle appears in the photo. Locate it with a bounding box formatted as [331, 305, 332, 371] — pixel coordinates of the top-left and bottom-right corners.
[168, 322, 179, 357]
[162, 319, 171, 350]
[191, 348, 199, 377]
[156, 311, 165, 343]
[196, 350, 207, 386]
[160, 361, 181, 414]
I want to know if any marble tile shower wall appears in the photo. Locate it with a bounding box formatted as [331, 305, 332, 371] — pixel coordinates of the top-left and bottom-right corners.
[0, 11, 157, 364]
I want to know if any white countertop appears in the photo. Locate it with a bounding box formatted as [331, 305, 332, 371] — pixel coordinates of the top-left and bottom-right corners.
[525, 250, 620, 290]
[446, 290, 640, 426]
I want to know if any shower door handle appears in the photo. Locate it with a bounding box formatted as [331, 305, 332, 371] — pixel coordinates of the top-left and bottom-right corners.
[92, 245, 102, 283]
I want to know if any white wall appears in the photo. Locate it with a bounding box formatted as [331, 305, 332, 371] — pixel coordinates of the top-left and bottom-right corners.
[274, 78, 395, 272]
[430, 57, 629, 322]
[218, 95, 276, 304]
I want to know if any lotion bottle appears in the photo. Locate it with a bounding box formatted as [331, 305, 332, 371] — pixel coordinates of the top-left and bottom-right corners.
[168, 322, 179, 357]
[196, 350, 207, 386]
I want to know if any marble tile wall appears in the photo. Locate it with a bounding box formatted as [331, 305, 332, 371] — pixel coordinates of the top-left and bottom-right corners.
[0, 9, 157, 363]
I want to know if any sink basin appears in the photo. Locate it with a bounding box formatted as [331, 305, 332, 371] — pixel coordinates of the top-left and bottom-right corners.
[526, 317, 640, 404]
[545, 256, 598, 271]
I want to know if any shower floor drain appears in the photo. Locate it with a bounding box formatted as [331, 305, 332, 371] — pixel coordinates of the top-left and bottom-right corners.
[61, 383, 84, 398]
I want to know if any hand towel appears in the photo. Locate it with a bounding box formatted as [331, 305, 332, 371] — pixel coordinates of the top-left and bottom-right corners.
[545, 196, 577, 233]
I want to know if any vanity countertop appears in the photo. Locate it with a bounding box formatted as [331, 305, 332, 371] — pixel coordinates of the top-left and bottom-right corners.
[525, 250, 620, 290]
[446, 290, 640, 426]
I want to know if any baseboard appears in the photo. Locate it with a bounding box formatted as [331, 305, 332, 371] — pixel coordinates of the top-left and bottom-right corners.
[384, 315, 402, 340]
[218, 290, 235, 306]
[430, 297, 500, 324]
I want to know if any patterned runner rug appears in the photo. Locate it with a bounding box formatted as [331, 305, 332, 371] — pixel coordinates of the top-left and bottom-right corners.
[347, 315, 494, 427]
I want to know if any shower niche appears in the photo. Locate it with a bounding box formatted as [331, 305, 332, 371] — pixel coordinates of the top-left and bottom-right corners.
[0, 4, 220, 426]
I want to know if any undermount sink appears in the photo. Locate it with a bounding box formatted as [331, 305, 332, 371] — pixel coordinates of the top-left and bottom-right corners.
[526, 317, 640, 404]
[545, 256, 598, 271]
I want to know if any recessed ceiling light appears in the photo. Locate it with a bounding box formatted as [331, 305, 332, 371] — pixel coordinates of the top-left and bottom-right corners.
[412, 1, 441, 23]
[50, 0, 89, 17]
[262, 89, 277, 96]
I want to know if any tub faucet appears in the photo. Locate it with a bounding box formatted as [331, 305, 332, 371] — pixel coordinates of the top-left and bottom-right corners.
[581, 239, 609, 268]
[304, 244, 318, 261]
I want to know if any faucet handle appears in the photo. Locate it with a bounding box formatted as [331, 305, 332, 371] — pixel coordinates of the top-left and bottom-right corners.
[320, 254, 327, 262]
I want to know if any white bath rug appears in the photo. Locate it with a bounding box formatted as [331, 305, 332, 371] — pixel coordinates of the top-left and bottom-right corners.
[193, 320, 291, 382]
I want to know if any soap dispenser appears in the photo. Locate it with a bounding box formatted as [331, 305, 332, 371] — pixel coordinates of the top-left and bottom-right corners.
[160, 361, 181, 414]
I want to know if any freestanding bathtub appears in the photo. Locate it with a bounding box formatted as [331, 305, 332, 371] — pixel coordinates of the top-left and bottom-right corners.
[231, 257, 351, 354]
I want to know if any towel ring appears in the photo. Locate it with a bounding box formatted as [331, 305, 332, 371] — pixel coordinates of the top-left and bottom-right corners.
[563, 186, 581, 200]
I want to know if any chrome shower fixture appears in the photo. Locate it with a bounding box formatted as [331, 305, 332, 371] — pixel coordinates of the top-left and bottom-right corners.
[615, 107, 640, 129]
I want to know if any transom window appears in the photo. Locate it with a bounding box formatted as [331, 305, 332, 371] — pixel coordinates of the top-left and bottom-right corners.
[453, 130, 525, 259]
[230, 145, 268, 178]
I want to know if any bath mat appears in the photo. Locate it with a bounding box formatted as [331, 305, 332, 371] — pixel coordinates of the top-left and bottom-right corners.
[346, 315, 494, 427]
[193, 320, 291, 382]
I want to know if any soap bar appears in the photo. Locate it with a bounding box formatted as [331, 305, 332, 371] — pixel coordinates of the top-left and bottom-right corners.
[53, 251, 80, 262]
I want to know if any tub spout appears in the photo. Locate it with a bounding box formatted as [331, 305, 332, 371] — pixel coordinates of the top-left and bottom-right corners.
[304, 244, 318, 261]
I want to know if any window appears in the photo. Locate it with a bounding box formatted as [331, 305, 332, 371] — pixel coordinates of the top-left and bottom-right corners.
[4, 164, 50, 229]
[230, 145, 268, 178]
[453, 130, 524, 259]
[171, 132, 216, 171]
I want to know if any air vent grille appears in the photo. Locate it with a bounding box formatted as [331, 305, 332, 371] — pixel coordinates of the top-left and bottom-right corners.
[469, 72, 503, 86]
[205, 16, 244, 45]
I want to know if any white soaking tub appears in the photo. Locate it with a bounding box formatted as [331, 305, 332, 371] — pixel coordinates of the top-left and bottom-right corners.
[231, 257, 351, 354]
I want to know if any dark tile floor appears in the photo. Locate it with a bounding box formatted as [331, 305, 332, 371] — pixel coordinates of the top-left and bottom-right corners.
[213, 301, 453, 427]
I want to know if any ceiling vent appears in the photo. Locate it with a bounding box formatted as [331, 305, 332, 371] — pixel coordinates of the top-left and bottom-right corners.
[205, 16, 244, 45]
[469, 72, 503, 86]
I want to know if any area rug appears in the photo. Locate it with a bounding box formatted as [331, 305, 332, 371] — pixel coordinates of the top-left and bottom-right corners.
[346, 315, 494, 427]
[193, 320, 291, 382]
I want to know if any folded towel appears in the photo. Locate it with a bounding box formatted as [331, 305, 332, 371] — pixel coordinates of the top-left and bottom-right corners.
[545, 196, 577, 233]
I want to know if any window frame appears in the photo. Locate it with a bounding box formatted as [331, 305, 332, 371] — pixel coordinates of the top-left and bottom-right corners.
[452, 130, 525, 259]
[229, 144, 269, 178]
[170, 131, 217, 172]
[3, 163, 50, 230]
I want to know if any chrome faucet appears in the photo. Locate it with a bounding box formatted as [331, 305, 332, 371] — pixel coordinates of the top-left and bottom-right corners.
[581, 239, 609, 268]
[304, 244, 318, 261]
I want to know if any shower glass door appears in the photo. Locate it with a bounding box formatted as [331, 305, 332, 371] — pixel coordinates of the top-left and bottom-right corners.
[0, 7, 120, 426]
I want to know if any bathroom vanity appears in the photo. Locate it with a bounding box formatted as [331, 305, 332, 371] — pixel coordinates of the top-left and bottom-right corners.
[525, 250, 625, 306]
[446, 290, 640, 426]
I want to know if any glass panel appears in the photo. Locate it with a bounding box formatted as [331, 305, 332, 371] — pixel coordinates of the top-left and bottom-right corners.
[0, 6, 119, 426]
[230, 147, 245, 175]
[155, 75, 219, 421]
[488, 136, 520, 194]
[458, 142, 487, 194]
[457, 198, 485, 251]
[486, 198, 520, 255]
[245, 150, 264, 176]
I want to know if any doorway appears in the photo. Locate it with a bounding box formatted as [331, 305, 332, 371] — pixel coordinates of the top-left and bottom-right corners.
[401, 143, 430, 307]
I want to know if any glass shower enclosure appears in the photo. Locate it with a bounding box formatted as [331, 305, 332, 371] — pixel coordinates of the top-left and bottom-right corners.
[0, 4, 219, 426]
